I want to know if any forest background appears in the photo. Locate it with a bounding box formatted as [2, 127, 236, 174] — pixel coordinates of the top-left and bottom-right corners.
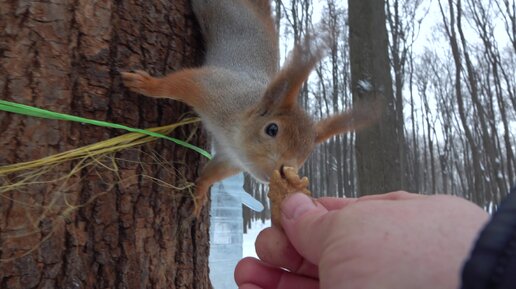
[244, 0, 516, 227]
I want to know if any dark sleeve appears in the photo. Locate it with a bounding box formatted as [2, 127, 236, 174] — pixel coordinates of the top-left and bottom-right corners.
[460, 187, 516, 289]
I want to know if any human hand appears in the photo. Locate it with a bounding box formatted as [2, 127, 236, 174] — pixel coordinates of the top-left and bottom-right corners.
[234, 191, 489, 289]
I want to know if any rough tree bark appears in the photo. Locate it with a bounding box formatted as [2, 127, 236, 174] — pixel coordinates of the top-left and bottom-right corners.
[0, 1, 211, 289]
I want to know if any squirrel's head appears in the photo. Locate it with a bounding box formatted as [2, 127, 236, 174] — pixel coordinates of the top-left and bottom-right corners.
[239, 35, 379, 183]
[240, 99, 316, 183]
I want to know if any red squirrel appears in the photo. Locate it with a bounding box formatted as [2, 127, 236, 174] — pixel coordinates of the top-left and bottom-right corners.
[122, 0, 374, 215]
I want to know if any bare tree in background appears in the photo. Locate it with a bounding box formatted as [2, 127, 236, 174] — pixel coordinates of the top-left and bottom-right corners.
[495, 0, 516, 54]
[437, 0, 515, 207]
[348, 0, 404, 195]
[386, 0, 426, 191]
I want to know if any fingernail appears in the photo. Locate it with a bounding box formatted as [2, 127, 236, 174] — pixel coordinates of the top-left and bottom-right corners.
[282, 193, 316, 220]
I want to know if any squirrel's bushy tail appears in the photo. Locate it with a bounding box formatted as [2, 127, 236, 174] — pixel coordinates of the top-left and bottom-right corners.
[191, 0, 278, 77]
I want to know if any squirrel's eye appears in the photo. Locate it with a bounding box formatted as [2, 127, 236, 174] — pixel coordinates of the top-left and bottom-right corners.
[265, 123, 279, 137]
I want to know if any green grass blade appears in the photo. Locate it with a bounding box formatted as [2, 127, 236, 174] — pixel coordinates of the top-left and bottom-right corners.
[0, 100, 211, 159]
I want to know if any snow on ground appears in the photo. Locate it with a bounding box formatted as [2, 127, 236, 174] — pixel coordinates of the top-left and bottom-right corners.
[242, 219, 271, 258]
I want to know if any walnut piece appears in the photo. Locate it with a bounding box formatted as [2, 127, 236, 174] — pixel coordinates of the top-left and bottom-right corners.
[267, 167, 312, 228]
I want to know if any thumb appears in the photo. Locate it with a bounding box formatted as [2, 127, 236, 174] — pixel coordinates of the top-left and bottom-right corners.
[281, 193, 336, 265]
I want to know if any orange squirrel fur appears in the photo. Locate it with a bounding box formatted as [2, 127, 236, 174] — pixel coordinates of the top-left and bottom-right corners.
[122, 0, 378, 216]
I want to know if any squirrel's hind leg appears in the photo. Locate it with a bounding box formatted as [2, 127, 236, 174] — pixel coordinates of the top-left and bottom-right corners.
[193, 155, 241, 216]
[121, 68, 210, 108]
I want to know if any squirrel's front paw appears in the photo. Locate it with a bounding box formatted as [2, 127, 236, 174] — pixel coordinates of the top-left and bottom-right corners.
[121, 70, 156, 96]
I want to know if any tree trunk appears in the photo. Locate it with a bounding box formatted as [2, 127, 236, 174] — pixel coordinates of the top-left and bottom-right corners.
[348, 0, 403, 196]
[0, 1, 211, 289]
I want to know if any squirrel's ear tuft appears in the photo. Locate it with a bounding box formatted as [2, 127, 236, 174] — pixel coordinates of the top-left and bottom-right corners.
[263, 33, 328, 109]
[315, 111, 356, 144]
[315, 99, 384, 144]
